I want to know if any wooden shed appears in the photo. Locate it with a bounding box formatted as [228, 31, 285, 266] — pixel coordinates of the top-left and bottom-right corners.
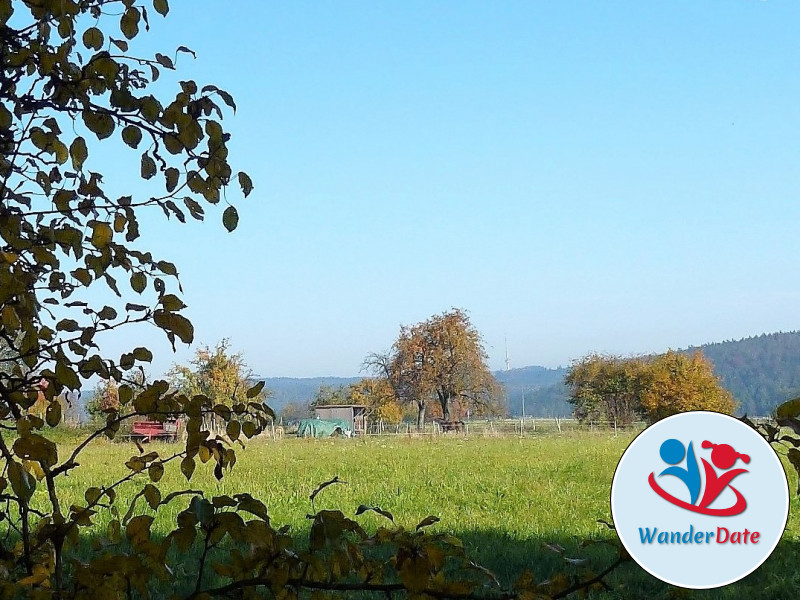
[313, 405, 367, 435]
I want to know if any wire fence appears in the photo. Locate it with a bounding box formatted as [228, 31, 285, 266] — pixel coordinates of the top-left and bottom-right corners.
[270, 415, 779, 440]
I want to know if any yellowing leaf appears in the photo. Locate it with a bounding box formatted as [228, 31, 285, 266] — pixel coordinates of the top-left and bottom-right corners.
[141, 153, 157, 179]
[91, 222, 113, 248]
[143, 484, 161, 509]
[82, 27, 104, 50]
[153, 0, 169, 17]
[120, 7, 141, 40]
[82, 110, 115, 140]
[130, 272, 147, 293]
[148, 462, 164, 482]
[8, 461, 36, 503]
[181, 456, 196, 480]
[45, 401, 62, 427]
[154, 309, 194, 344]
[70, 136, 88, 170]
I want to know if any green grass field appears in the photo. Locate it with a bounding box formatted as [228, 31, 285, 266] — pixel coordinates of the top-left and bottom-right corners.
[26, 432, 800, 598]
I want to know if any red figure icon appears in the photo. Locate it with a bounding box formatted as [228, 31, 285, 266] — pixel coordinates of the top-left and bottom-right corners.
[697, 441, 749, 511]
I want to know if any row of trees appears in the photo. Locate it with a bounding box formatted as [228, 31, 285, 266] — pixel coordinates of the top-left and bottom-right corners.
[565, 350, 736, 425]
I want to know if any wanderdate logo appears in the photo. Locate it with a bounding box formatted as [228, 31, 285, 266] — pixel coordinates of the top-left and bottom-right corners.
[648, 438, 750, 516]
[611, 412, 789, 589]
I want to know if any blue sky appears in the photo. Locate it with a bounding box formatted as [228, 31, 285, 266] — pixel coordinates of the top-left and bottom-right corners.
[100, 1, 800, 378]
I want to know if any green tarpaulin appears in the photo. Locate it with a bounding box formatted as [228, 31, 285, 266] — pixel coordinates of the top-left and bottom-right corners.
[296, 418, 352, 438]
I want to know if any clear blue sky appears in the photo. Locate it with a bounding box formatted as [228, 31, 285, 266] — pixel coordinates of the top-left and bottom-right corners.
[101, 1, 800, 378]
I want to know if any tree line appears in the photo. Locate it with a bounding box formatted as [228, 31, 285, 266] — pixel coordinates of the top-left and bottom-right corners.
[565, 351, 736, 425]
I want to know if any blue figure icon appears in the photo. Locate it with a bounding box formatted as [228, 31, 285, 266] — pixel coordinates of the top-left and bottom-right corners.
[658, 439, 701, 505]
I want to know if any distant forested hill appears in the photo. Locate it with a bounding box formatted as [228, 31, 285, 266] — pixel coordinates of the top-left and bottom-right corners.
[261, 376, 361, 412]
[494, 366, 570, 417]
[687, 332, 800, 416]
[499, 331, 800, 418]
[250, 332, 800, 419]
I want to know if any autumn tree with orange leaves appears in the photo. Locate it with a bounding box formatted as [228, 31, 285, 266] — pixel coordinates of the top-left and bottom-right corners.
[639, 350, 736, 422]
[368, 309, 503, 430]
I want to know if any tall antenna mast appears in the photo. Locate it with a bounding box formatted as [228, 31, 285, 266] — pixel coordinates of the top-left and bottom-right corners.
[505, 337, 510, 372]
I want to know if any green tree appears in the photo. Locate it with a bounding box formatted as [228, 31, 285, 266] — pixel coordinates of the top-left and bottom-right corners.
[565, 354, 644, 426]
[309, 383, 349, 410]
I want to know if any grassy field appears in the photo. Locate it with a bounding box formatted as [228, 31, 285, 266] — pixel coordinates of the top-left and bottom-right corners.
[25, 432, 800, 598]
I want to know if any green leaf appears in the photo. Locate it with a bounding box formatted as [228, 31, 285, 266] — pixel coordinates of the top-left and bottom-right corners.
[46, 401, 62, 427]
[415, 515, 440, 531]
[217, 89, 237, 113]
[130, 272, 147, 293]
[0, 103, 11, 129]
[122, 125, 142, 148]
[242, 421, 257, 438]
[8, 462, 36, 504]
[788, 449, 800, 495]
[157, 260, 178, 276]
[56, 319, 80, 332]
[777, 397, 800, 420]
[110, 37, 128, 52]
[56, 360, 80, 390]
[133, 347, 153, 362]
[153, 0, 169, 16]
[82, 27, 104, 50]
[246, 381, 265, 398]
[120, 7, 141, 40]
[159, 294, 186, 311]
[165, 167, 179, 192]
[143, 483, 162, 508]
[85, 487, 103, 505]
[82, 111, 115, 140]
[155, 53, 174, 69]
[148, 463, 164, 483]
[181, 456, 195, 480]
[238, 172, 253, 198]
[226, 420, 241, 441]
[54, 140, 69, 164]
[153, 310, 194, 344]
[222, 206, 238, 232]
[70, 137, 88, 170]
[141, 153, 157, 179]
[13, 435, 58, 468]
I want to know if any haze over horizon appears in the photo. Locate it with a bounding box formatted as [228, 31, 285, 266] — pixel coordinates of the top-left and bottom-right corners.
[84, 1, 800, 380]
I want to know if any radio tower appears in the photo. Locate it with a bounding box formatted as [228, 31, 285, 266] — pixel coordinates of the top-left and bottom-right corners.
[505, 337, 511, 372]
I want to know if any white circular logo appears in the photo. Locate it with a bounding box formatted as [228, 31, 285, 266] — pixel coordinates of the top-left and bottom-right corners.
[611, 411, 789, 589]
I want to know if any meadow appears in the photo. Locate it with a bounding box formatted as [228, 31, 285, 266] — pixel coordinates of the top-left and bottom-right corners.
[31, 431, 800, 599]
